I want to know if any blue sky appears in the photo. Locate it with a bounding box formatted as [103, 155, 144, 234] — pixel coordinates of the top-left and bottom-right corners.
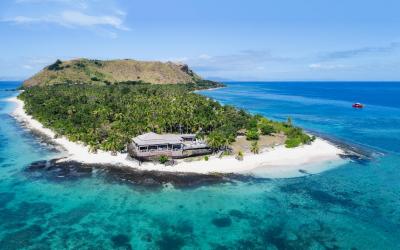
[0, 0, 399, 81]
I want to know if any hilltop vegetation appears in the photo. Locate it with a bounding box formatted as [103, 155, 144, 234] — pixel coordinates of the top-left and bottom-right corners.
[19, 83, 313, 153]
[22, 58, 208, 88]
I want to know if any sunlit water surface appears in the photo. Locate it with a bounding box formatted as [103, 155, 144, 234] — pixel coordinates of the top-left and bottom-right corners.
[0, 81, 399, 249]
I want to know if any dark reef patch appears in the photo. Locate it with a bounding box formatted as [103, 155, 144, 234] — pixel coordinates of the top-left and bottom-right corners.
[261, 225, 290, 249]
[307, 189, 358, 208]
[24, 159, 255, 189]
[111, 234, 132, 250]
[279, 182, 359, 208]
[0, 136, 6, 150]
[0, 224, 43, 249]
[25, 159, 92, 182]
[104, 166, 232, 189]
[228, 209, 249, 220]
[49, 203, 95, 226]
[0, 163, 15, 168]
[210, 244, 230, 250]
[2, 222, 27, 231]
[0, 201, 53, 225]
[0, 192, 15, 206]
[19, 201, 53, 215]
[157, 233, 185, 250]
[279, 182, 309, 194]
[235, 239, 258, 249]
[172, 220, 193, 234]
[211, 217, 232, 227]
[208, 220, 342, 250]
[242, 220, 341, 249]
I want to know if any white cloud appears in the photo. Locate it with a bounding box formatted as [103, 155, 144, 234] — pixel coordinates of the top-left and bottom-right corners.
[15, 0, 89, 8]
[184, 50, 291, 76]
[308, 63, 346, 70]
[256, 66, 265, 70]
[19, 57, 57, 71]
[28, 57, 55, 64]
[308, 63, 323, 69]
[198, 54, 212, 60]
[319, 42, 400, 61]
[5, 16, 39, 24]
[59, 11, 129, 30]
[4, 0, 129, 37]
[22, 64, 33, 69]
[2, 10, 129, 31]
[114, 9, 127, 16]
[164, 57, 188, 63]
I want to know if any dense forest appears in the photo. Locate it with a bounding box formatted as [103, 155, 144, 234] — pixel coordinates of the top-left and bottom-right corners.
[19, 82, 313, 153]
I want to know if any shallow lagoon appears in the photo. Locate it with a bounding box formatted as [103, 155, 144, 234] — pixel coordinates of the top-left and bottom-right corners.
[1, 81, 399, 249]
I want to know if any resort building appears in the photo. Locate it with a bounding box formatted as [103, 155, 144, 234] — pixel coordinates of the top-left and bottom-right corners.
[128, 132, 211, 160]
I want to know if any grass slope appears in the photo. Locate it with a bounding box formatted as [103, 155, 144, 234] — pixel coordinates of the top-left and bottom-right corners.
[22, 58, 205, 88]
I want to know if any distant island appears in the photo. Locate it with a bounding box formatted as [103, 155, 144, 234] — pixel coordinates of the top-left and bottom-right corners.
[11, 59, 345, 178]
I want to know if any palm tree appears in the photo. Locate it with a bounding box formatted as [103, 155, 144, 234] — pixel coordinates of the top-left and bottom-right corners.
[207, 132, 223, 152]
[250, 141, 259, 154]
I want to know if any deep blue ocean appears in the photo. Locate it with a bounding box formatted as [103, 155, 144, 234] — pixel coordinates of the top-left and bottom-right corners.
[1, 81, 399, 249]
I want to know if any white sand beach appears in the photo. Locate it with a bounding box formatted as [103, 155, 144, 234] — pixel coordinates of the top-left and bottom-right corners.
[8, 96, 347, 178]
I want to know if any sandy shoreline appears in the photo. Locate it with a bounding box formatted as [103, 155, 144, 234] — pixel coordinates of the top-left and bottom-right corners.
[7, 96, 347, 178]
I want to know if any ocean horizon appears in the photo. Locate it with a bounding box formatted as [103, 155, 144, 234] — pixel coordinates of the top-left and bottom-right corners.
[1, 81, 400, 249]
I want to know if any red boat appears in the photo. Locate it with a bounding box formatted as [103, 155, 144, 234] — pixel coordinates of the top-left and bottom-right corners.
[352, 103, 364, 108]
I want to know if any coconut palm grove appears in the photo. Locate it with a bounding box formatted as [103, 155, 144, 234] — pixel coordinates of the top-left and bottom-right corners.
[19, 82, 313, 153]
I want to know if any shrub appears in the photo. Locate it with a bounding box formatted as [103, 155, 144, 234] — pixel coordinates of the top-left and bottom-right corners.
[204, 156, 209, 161]
[286, 116, 292, 127]
[236, 150, 244, 161]
[246, 129, 259, 141]
[285, 137, 301, 148]
[246, 118, 258, 130]
[158, 155, 169, 164]
[223, 150, 231, 156]
[75, 62, 86, 68]
[285, 127, 303, 138]
[47, 60, 63, 71]
[260, 124, 275, 135]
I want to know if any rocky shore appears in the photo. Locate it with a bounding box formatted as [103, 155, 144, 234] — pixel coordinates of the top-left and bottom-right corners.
[25, 159, 258, 189]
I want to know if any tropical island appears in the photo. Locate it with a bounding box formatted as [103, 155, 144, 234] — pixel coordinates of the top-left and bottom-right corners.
[11, 58, 345, 178]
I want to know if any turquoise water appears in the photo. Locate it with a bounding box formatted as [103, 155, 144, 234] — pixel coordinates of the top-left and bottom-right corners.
[1, 81, 400, 249]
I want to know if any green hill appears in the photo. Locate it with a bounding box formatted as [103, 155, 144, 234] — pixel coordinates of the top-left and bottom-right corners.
[22, 58, 207, 88]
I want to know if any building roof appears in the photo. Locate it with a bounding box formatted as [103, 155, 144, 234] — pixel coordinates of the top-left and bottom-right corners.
[132, 132, 195, 146]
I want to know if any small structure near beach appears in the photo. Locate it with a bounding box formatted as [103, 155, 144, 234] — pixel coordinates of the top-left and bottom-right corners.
[128, 132, 211, 160]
